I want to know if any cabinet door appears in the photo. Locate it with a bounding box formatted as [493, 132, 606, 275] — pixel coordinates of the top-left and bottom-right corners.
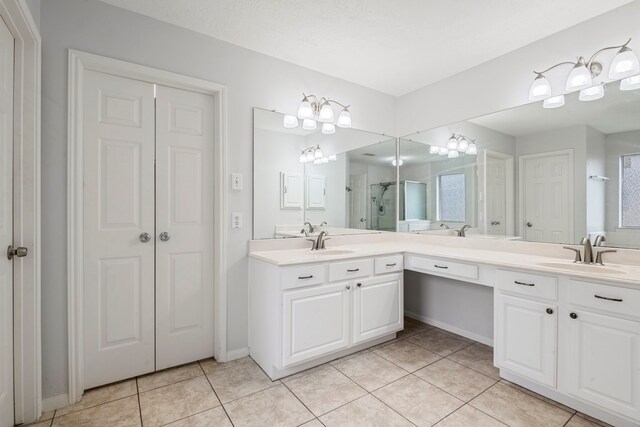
[353, 274, 403, 344]
[283, 282, 350, 366]
[495, 293, 557, 387]
[281, 172, 303, 209]
[306, 174, 326, 209]
[563, 309, 640, 421]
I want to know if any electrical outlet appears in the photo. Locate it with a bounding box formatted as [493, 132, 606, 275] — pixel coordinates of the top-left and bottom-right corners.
[231, 173, 243, 190]
[232, 212, 243, 229]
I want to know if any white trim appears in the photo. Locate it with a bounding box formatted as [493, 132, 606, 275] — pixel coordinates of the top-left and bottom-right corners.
[518, 149, 575, 243]
[0, 0, 41, 424]
[404, 310, 494, 347]
[226, 347, 250, 361]
[483, 149, 515, 236]
[41, 394, 69, 413]
[67, 50, 228, 404]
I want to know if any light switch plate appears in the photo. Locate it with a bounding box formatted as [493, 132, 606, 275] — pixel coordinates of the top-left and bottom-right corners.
[232, 212, 243, 229]
[231, 173, 243, 190]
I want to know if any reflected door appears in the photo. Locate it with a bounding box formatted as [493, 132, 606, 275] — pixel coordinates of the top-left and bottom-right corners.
[486, 154, 506, 235]
[349, 174, 367, 229]
[521, 152, 572, 243]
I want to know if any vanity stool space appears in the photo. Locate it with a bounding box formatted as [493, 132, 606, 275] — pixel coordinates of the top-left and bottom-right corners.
[249, 254, 404, 380]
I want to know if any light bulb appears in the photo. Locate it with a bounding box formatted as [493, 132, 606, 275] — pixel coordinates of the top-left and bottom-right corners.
[543, 95, 565, 109]
[283, 114, 299, 129]
[429, 145, 439, 154]
[299, 153, 307, 163]
[336, 108, 352, 128]
[448, 150, 459, 159]
[579, 84, 604, 102]
[306, 151, 315, 162]
[566, 59, 592, 92]
[457, 138, 469, 152]
[528, 74, 551, 101]
[466, 143, 477, 155]
[446, 135, 458, 151]
[321, 122, 336, 135]
[620, 74, 640, 91]
[609, 46, 640, 80]
[302, 119, 317, 130]
[315, 146, 323, 158]
[297, 97, 314, 120]
[438, 147, 448, 156]
[318, 101, 334, 123]
[392, 158, 404, 167]
[328, 155, 337, 161]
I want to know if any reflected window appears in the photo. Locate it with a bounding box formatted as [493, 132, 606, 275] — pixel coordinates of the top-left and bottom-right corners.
[438, 173, 465, 222]
[621, 154, 640, 227]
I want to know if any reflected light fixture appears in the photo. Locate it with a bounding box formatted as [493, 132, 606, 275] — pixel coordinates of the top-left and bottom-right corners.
[466, 142, 477, 155]
[392, 158, 404, 167]
[448, 150, 459, 159]
[429, 145, 440, 154]
[283, 114, 299, 129]
[620, 74, 640, 91]
[528, 38, 639, 108]
[322, 122, 336, 135]
[302, 119, 317, 131]
[438, 147, 448, 156]
[289, 93, 352, 132]
[299, 145, 336, 165]
[445, 133, 478, 156]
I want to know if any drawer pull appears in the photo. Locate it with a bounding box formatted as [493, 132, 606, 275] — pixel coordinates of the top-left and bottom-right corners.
[594, 294, 623, 302]
[434, 265, 448, 269]
[514, 280, 535, 287]
[347, 268, 360, 272]
[385, 263, 397, 267]
[298, 275, 314, 280]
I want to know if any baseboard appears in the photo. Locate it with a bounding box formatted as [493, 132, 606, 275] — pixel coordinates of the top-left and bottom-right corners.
[227, 347, 250, 361]
[404, 310, 494, 347]
[42, 394, 69, 412]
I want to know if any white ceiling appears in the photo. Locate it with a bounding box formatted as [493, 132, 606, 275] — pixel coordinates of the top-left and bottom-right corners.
[98, 0, 633, 96]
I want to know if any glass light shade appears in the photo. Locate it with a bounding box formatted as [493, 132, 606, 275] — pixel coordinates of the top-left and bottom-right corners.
[306, 151, 315, 162]
[320, 157, 329, 164]
[438, 147, 448, 156]
[466, 143, 477, 155]
[543, 95, 565, 109]
[446, 135, 458, 151]
[608, 47, 640, 80]
[318, 102, 334, 122]
[313, 159, 322, 165]
[314, 146, 323, 158]
[429, 145, 440, 154]
[565, 61, 592, 92]
[302, 119, 317, 130]
[391, 158, 404, 167]
[283, 114, 298, 129]
[528, 74, 552, 101]
[321, 122, 336, 135]
[447, 150, 459, 159]
[620, 74, 640, 91]
[336, 108, 352, 128]
[579, 84, 604, 102]
[328, 155, 337, 161]
[299, 153, 307, 163]
[297, 99, 314, 120]
[457, 138, 469, 152]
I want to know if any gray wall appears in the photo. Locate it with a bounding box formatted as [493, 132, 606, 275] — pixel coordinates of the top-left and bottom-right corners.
[40, 0, 397, 399]
[23, 0, 40, 31]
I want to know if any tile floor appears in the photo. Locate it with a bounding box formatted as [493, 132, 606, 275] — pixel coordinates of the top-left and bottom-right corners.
[31, 318, 612, 427]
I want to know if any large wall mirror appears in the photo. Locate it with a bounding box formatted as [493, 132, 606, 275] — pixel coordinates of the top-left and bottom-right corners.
[253, 108, 398, 239]
[401, 79, 640, 249]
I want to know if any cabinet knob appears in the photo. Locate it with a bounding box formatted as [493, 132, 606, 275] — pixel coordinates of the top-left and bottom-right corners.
[345, 285, 351, 290]
[357, 283, 362, 288]
[570, 312, 578, 319]
[546, 308, 553, 314]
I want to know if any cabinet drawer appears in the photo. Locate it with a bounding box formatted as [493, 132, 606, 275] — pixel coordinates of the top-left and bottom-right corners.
[496, 269, 557, 300]
[329, 259, 373, 282]
[374, 255, 403, 275]
[282, 264, 327, 289]
[406, 255, 478, 280]
[569, 280, 640, 320]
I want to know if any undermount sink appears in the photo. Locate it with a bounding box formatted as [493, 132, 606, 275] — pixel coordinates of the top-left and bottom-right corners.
[313, 249, 355, 256]
[536, 262, 625, 275]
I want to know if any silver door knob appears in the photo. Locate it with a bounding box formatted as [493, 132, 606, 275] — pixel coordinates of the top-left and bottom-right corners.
[7, 245, 28, 260]
[360, 218, 366, 222]
[159, 232, 171, 242]
[139, 232, 151, 243]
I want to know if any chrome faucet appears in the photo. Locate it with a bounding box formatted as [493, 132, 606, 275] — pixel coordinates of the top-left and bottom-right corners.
[440, 223, 450, 229]
[581, 237, 594, 264]
[304, 221, 315, 233]
[594, 235, 606, 247]
[563, 237, 617, 265]
[307, 230, 330, 250]
[457, 225, 472, 237]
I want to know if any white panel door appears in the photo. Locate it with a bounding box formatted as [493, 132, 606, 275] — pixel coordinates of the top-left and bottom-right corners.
[349, 174, 367, 229]
[306, 174, 326, 209]
[495, 293, 557, 387]
[486, 154, 506, 235]
[281, 172, 303, 209]
[155, 85, 214, 369]
[564, 309, 640, 420]
[522, 152, 572, 243]
[0, 16, 14, 427]
[283, 282, 351, 366]
[83, 71, 156, 388]
[353, 274, 403, 344]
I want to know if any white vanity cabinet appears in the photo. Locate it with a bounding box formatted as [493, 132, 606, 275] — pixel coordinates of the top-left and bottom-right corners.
[249, 254, 403, 380]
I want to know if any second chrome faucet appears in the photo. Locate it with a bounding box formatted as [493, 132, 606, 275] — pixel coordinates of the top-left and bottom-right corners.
[563, 237, 617, 265]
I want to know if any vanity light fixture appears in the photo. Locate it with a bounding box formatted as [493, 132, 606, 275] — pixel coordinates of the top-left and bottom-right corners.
[466, 142, 478, 155]
[445, 133, 478, 156]
[620, 74, 640, 91]
[528, 38, 640, 108]
[302, 119, 317, 131]
[429, 145, 440, 154]
[438, 147, 448, 156]
[299, 145, 336, 164]
[322, 122, 336, 135]
[291, 93, 352, 132]
[283, 114, 298, 129]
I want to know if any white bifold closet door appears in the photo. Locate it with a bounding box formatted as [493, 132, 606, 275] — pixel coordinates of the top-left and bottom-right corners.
[83, 71, 214, 389]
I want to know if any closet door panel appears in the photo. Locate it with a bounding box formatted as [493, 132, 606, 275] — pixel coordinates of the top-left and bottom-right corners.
[155, 85, 215, 369]
[83, 71, 156, 388]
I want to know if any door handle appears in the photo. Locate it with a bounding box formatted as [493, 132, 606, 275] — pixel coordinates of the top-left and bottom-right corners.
[139, 232, 151, 243]
[7, 245, 28, 260]
[159, 232, 171, 242]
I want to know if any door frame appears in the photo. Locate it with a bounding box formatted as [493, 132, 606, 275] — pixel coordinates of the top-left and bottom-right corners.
[0, 0, 41, 424]
[483, 149, 514, 236]
[67, 50, 228, 404]
[518, 149, 574, 242]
